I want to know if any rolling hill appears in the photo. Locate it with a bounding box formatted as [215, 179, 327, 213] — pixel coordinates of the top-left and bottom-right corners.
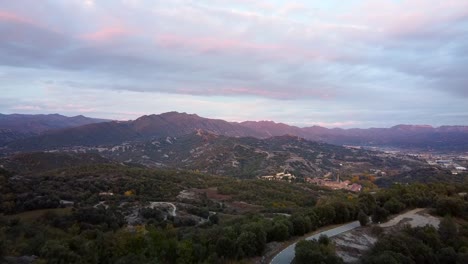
[81, 130, 424, 178]
[4, 111, 468, 152]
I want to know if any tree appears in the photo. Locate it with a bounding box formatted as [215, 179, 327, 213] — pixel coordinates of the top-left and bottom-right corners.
[358, 210, 369, 226]
[40, 240, 82, 264]
[333, 202, 350, 224]
[291, 215, 307, 236]
[363, 251, 412, 264]
[216, 237, 236, 259]
[176, 240, 194, 264]
[358, 193, 377, 215]
[268, 222, 289, 242]
[372, 207, 389, 224]
[439, 216, 458, 244]
[438, 247, 457, 264]
[383, 198, 405, 214]
[236, 231, 257, 258]
[318, 234, 331, 246]
[314, 205, 336, 226]
[0, 234, 5, 260]
[295, 239, 343, 264]
[436, 198, 463, 217]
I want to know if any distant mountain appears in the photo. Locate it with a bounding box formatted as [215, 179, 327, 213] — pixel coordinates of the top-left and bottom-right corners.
[240, 121, 468, 151]
[88, 130, 423, 178]
[0, 113, 109, 134]
[239, 120, 306, 138]
[133, 112, 263, 138]
[4, 112, 468, 151]
[6, 112, 264, 151]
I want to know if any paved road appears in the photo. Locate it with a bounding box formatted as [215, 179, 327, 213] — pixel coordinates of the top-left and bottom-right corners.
[270, 221, 361, 264]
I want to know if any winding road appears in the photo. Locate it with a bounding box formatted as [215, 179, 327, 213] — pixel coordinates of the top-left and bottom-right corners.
[270, 221, 361, 264]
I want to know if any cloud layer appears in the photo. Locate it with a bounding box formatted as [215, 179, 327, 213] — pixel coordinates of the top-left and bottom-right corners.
[0, 0, 467, 127]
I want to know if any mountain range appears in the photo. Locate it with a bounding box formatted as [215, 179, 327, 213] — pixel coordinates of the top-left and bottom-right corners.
[0, 113, 108, 146]
[2, 111, 468, 151]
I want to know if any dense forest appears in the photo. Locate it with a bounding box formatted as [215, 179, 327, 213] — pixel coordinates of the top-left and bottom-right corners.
[1, 164, 468, 263]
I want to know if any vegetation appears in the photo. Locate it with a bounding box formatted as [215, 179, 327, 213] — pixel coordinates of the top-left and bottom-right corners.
[294, 235, 343, 264]
[1, 163, 468, 263]
[362, 217, 468, 264]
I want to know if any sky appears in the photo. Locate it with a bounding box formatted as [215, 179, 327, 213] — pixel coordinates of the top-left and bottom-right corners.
[0, 0, 467, 128]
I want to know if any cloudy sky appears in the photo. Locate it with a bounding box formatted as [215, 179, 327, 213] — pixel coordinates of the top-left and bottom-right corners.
[1, 0, 467, 128]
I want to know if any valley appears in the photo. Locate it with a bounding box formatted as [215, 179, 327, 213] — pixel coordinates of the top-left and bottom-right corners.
[1, 113, 468, 264]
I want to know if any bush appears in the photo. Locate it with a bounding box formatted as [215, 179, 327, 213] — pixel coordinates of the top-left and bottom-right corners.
[372, 207, 389, 224]
[295, 239, 343, 264]
[358, 210, 369, 226]
[383, 198, 405, 214]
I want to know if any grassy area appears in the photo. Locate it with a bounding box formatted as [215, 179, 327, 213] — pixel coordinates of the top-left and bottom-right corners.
[3, 207, 72, 222]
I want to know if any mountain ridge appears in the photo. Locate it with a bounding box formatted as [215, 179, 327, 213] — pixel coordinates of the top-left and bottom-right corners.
[4, 111, 468, 151]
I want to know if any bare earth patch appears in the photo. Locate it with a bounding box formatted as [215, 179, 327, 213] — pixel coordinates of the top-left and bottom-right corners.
[333, 208, 441, 263]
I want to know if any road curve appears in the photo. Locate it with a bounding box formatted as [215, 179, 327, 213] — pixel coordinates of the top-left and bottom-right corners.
[270, 221, 361, 264]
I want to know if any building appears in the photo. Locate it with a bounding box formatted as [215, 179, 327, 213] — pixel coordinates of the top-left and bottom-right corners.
[260, 171, 296, 182]
[305, 177, 362, 192]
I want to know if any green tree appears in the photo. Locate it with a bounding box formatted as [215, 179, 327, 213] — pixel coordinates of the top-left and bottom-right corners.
[358, 193, 377, 215]
[436, 198, 463, 217]
[438, 247, 457, 264]
[216, 237, 236, 259]
[439, 216, 458, 244]
[0, 234, 5, 260]
[268, 223, 290, 241]
[236, 231, 257, 258]
[372, 207, 389, 224]
[291, 215, 307, 236]
[40, 240, 82, 264]
[358, 210, 369, 226]
[383, 198, 405, 214]
[177, 240, 194, 264]
[295, 239, 343, 264]
[314, 205, 336, 226]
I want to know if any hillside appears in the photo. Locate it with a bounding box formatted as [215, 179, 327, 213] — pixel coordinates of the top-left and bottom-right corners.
[1, 163, 468, 264]
[0, 152, 114, 175]
[5, 112, 468, 152]
[77, 131, 424, 178]
[5, 112, 264, 151]
[0, 113, 109, 134]
[0, 129, 32, 146]
[242, 121, 468, 151]
[0, 113, 110, 147]
[375, 167, 468, 187]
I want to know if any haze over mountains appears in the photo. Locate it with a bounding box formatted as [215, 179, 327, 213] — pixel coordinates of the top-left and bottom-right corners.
[1, 111, 468, 151]
[0, 114, 108, 145]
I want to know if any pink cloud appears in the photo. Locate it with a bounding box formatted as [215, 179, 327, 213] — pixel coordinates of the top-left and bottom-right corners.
[155, 33, 329, 61]
[12, 105, 43, 111]
[80, 26, 134, 42]
[344, 0, 468, 39]
[0, 10, 33, 24]
[156, 34, 278, 53]
[174, 85, 336, 100]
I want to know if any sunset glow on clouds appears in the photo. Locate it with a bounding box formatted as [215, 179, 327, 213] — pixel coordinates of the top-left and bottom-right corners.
[1, 0, 467, 128]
